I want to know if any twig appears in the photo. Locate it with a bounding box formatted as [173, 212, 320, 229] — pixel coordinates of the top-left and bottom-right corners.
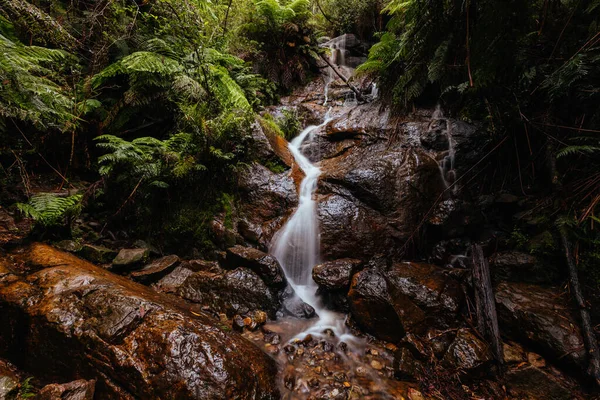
[465, 0, 474, 87]
[11, 119, 75, 189]
[560, 229, 600, 386]
[319, 54, 364, 101]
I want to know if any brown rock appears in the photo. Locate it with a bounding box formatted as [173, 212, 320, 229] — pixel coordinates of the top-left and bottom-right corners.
[443, 329, 493, 371]
[0, 244, 279, 399]
[130, 255, 180, 283]
[225, 245, 286, 288]
[495, 282, 586, 369]
[312, 259, 362, 291]
[37, 379, 96, 400]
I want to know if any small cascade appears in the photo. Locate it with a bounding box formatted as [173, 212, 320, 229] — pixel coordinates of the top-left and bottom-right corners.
[343, 91, 358, 107]
[322, 35, 350, 106]
[369, 83, 379, 100]
[431, 105, 458, 193]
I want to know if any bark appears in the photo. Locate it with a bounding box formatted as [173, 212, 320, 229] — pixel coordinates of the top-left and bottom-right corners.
[471, 244, 504, 372]
[560, 230, 600, 386]
[319, 54, 364, 101]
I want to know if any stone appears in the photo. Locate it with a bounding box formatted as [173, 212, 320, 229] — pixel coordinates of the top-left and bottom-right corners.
[495, 282, 586, 369]
[348, 268, 404, 342]
[130, 255, 180, 283]
[168, 267, 280, 318]
[489, 251, 545, 283]
[386, 262, 464, 331]
[77, 244, 117, 264]
[505, 367, 572, 400]
[151, 266, 195, 294]
[237, 163, 298, 249]
[442, 329, 493, 371]
[312, 259, 362, 291]
[394, 348, 423, 380]
[319, 141, 443, 260]
[112, 248, 149, 269]
[503, 341, 526, 364]
[187, 259, 222, 273]
[279, 285, 316, 319]
[0, 244, 279, 399]
[54, 240, 82, 253]
[37, 379, 96, 400]
[0, 359, 19, 399]
[225, 245, 286, 288]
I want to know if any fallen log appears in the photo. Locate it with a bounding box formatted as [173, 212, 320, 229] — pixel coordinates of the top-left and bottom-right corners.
[319, 53, 364, 102]
[471, 244, 504, 372]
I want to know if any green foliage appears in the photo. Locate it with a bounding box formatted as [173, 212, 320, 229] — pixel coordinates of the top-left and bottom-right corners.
[242, 0, 318, 89]
[16, 193, 83, 227]
[0, 17, 76, 132]
[311, 0, 386, 39]
[17, 377, 36, 399]
[277, 108, 302, 140]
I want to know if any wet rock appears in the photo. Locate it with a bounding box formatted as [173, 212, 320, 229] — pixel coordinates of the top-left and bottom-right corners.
[0, 359, 19, 399]
[312, 259, 362, 291]
[505, 367, 572, 400]
[0, 244, 279, 399]
[503, 341, 527, 364]
[54, 240, 82, 253]
[348, 268, 404, 342]
[151, 265, 195, 294]
[232, 315, 245, 332]
[225, 245, 286, 288]
[394, 347, 423, 380]
[495, 282, 586, 369]
[279, 285, 316, 319]
[112, 248, 149, 269]
[209, 218, 237, 248]
[443, 329, 493, 371]
[237, 163, 298, 248]
[420, 119, 450, 151]
[489, 251, 546, 283]
[77, 244, 116, 264]
[171, 267, 280, 317]
[130, 255, 180, 283]
[187, 259, 222, 273]
[386, 262, 464, 331]
[319, 142, 443, 260]
[37, 379, 96, 400]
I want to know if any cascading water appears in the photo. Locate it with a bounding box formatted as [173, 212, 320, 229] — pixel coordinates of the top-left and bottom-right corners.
[270, 111, 360, 345]
[431, 105, 458, 193]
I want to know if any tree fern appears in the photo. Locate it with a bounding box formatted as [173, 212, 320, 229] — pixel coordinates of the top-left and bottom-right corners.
[0, 20, 75, 131]
[16, 193, 83, 227]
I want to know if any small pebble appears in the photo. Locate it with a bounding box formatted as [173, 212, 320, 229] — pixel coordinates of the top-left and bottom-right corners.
[370, 360, 383, 370]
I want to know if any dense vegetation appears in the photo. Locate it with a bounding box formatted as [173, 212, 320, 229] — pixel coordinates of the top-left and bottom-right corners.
[1, 0, 598, 267]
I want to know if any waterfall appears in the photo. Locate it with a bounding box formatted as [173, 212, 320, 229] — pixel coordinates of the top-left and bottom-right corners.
[270, 116, 330, 286]
[270, 110, 361, 346]
[322, 34, 349, 106]
[432, 105, 457, 193]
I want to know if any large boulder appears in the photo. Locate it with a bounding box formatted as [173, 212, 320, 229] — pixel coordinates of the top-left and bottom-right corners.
[348, 263, 464, 341]
[312, 259, 362, 291]
[386, 262, 464, 330]
[495, 282, 586, 369]
[348, 268, 405, 343]
[319, 142, 443, 260]
[225, 245, 286, 288]
[237, 163, 298, 248]
[37, 379, 96, 400]
[158, 267, 281, 318]
[0, 244, 279, 399]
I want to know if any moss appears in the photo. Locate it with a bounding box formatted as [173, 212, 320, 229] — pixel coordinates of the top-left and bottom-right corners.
[264, 159, 287, 174]
[220, 193, 235, 230]
[528, 231, 556, 257]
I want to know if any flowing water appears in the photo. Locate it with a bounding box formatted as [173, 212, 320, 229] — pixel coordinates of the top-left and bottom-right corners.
[431, 105, 458, 193]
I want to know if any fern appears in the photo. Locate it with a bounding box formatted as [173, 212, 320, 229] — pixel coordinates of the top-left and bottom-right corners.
[16, 193, 83, 227]
[0, 20, 76, 131]
[557, 145, 600, 159]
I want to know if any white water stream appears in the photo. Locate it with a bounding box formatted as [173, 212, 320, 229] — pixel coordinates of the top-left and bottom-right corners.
[270, 111, 362, 347]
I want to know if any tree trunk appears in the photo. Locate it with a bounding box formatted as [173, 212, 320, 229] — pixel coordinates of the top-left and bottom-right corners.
[471, 244, 504, 372]
[319, 54, 364, 101]
[560, 230, 600, 386]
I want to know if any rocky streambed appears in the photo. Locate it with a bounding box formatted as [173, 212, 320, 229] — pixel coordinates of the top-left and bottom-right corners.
[0, 68, 597, 399]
